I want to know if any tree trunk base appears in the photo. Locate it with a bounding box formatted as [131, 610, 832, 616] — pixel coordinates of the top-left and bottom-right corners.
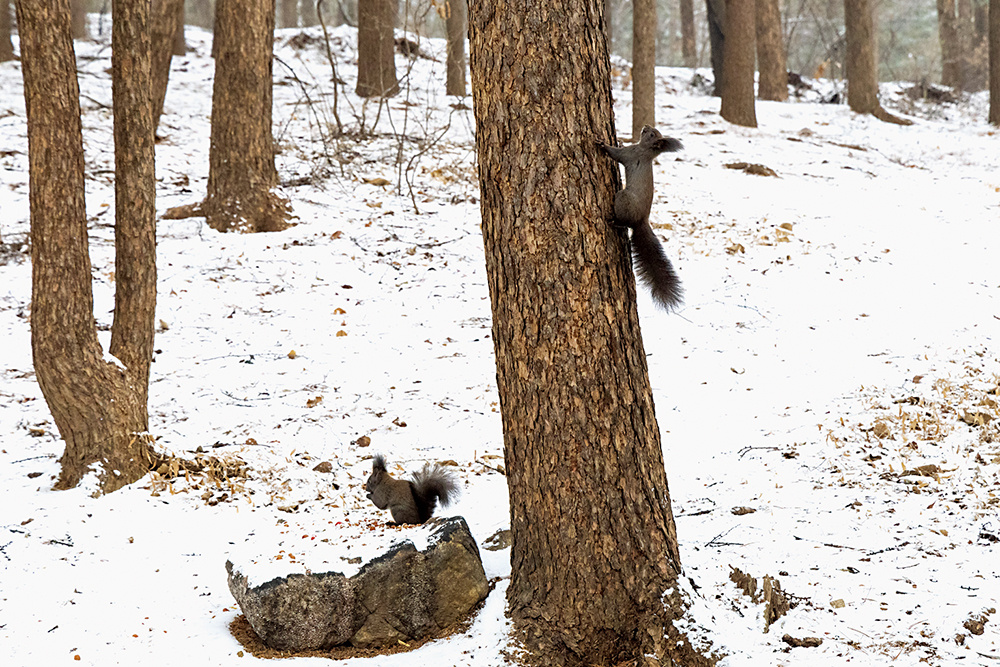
[55, 430, 157, 495]
[204, 190, 292, 233]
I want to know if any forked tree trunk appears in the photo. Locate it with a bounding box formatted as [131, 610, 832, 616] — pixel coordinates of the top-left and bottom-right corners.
[444, 0, 466, 95]
[632, 0, 656, 138]
[680, 0, 697, 68]
[1, 1, 13, 62]
[937, 0, 963, 88]
[152, 0, 185, 130]
[756, 0, 788, 101]
[990, 0, 999, 124]
[16, 0, 157, 494]
[468, 1, 713, 665]
[720, 0, 757, 126]
[844, 0, 912, 124]
[356, 0, 398, 97]
[205, 0, 291, 232]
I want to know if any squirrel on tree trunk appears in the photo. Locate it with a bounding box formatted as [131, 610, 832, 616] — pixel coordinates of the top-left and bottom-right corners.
[597, 125, 684, 311]
[364, 455, 458, 525]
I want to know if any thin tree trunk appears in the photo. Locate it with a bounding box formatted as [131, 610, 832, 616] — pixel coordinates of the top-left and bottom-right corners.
[70, 0, 88, 39]
[680, 0, 697, 68]
[280, 0, 297, 28]
[356, 0, 398, 97]
[843, 0, 911, 124]
[444, 0, 466, 95]
[706, 0, 726, 95]
[152, 0, 184, 130]
[205, 0, 291, 232]
[990, 0, 999, 124]
[1, 1, 13, 62]
[468, 1, 712, 665]
[16, 0, 156, 494]
[937, 0, 962, 88]
[632, 0, 656, 138]
[756, 0, 788, 100]
[171, 1, 185, 55]
[720, 0, 757, 126]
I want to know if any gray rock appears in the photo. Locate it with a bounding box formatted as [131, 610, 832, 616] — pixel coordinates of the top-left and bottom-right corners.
[226, 515, 489, 651]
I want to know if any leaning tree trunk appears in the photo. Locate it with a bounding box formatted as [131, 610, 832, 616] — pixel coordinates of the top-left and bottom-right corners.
[151, 0, 185, 130]
[444, 0, 467, 96]
[1, 1, 13, 63]
[468, 1, 712, 665]
[720, 0, 757, 126]
[680, 0, 697, 68]
[937, 0, 963, 88]
[356, 0, 398, 97]
[990, 0, 999, 124]
[632, 0, 656, 138]
[16, 0, 157, 494]
[205, 0, 291, 232]
[844, 0, 911, 124]
[756, 0, 788, 101]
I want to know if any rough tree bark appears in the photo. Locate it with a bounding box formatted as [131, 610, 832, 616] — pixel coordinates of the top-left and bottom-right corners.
[844, 0, 912, 124]
[16, 0, 157, 494]
[151, 0, 184, 130]
[632, 0, 656, 138]
[356, 0, 398, 97]
[720, 0, 757, 126]
[706, 0, 726, 95]
[680, 0, 697, 68]
[756, 0, 788, 101]
[1, 1, 13, 62]
[204, 0, 291, 232]
[937, 0, 963, 88]
[991, 0, 999, 124]
[444, 0, 466, 96]
[468, 1, 713, 665]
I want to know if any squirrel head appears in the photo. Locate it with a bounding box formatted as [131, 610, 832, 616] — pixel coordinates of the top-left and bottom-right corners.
[365, 454, 389, 498]
[639, 125, 683, 154]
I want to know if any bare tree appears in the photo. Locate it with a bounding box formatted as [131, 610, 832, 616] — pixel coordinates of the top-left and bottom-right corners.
[280, 0, 298, 28]
[632, 0, 657, 138]
[468, 0, 713, 664]
[204, 0, 291, 232]
[756, 0, 788, 101]
[444, 0, 466, 96]
[721, 0, 757, 126]
[1, 1, 13, 63]
[16, 0, 158, 494]
[706, 0, 726, 94]
[356, 0, 398, 97]
[843, 0, 911, 124]
[937, 0, 963, 88]
[70, 0, 88, 39]
[680, 0, 697, 68]
[991, 0, 999, 124]
[151, 0, 184, 130]
[171, 1, 186, 55]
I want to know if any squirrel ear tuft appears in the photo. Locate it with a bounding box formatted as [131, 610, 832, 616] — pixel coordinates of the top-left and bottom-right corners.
[372, 454, 387, 472]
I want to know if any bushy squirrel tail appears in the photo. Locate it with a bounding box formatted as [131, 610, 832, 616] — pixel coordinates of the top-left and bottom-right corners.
[630, 222, 683, 311]
[410, 464, 458, 523]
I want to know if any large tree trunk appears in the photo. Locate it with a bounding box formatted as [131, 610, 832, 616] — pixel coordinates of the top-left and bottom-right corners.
[937, 0, 963, 88]
[756, 0, 788, 101]
[632, 0, 656, 138]
[680, 0, 697, 68]
[991, 0, 999, 124]
[444, 0, 466, 96]
[468, 1, 712, 665]
[205, 0, 291, 232]
[1, 1, 13, 62]
[706, 0, 726, 95]
[16, 0, 156, 494]
[356, 0, 398, 97]
[151, 0, 184, 130]
[844, 0, 911, 124]
[720, 0, 757, 126]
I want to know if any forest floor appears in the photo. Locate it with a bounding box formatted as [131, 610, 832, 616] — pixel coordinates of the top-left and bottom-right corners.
[1, 19, 999, 667]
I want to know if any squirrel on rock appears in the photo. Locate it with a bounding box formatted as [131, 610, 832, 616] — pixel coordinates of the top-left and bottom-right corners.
[597, 125, 684, 311]
[365, 455, 458, 525]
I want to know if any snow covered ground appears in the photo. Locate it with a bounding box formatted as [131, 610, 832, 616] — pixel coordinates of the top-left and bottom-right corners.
[1, 20, 999, 667]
